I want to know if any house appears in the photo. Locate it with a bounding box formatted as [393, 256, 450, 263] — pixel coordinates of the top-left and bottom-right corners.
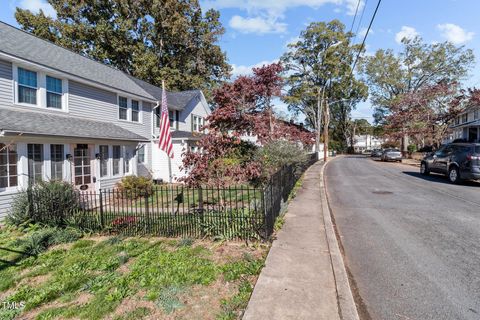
[448, 106, 480, 143]
[353, 134, 383, 153]
[0, 22, 209, 218]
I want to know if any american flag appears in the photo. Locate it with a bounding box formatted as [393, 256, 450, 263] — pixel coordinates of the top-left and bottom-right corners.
[158, 81, 174, 158]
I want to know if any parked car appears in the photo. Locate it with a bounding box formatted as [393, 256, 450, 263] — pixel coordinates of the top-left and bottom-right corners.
[371, 149, 383, 157]
[362, 149, 372, 155]
[420, 142, 480, 183]
[381, 149, 402, 162]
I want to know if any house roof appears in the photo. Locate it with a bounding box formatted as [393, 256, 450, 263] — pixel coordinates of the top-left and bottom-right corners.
[0, 22, 156, 100]
[0, 108, 148, 141]
[449, 119, 480, 129]
[171, 130, 203, 140]
[128, 77, 201, 111]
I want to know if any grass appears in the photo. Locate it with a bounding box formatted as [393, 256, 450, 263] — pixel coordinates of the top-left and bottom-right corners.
[0, 225, 268, 320]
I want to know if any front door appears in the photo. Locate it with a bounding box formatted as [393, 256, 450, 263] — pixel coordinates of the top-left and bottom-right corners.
[73, 144, 94, 191]
[468, 127, 478, 142]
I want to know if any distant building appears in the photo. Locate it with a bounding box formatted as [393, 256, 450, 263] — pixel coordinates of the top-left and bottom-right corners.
[353, 135, 384, 153]
[448, 106, 480, 143]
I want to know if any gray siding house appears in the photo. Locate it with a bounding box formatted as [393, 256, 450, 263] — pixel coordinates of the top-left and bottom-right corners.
[0, 22, 210, 218]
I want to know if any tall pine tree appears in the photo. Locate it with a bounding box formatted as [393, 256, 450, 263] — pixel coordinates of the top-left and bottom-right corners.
[15, 0, 231, 95]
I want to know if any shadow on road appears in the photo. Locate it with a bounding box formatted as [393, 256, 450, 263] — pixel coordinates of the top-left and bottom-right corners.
[402, 171, 480, 187]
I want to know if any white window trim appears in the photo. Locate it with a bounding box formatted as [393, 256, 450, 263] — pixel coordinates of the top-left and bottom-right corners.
[191, 114, 205, 133]
[112, 145, 122, 177]
[117, 94, 143, 124]
[12, 64, 69, 112]
[0, 143, 20, 192]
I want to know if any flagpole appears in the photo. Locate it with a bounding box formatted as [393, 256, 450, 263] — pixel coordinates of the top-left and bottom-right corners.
[161, 80, 175, 216]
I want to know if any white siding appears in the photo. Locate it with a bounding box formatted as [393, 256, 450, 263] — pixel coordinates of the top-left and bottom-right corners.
[99, 177, 122, 190]
[69, 81, 152, 138]
[0, 59, 13, 107]
[153, 96, 209, 136]
[0, 191, 17, 220]
[151, 142, 187, 182]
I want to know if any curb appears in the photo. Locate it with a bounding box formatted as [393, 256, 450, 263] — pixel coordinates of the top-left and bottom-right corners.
[320, 160, 360, 320]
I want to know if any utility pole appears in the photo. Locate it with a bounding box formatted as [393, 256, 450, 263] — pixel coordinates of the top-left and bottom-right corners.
[323, 98, 330, 162]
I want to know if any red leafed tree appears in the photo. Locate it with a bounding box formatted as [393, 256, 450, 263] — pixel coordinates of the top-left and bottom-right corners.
[385, 82, 463, 147]
[181, 63, 315, 187]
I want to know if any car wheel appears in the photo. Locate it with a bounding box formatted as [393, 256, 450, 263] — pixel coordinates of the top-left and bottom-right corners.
[448, 166, 461, 184]
[420, 162, 430, 175]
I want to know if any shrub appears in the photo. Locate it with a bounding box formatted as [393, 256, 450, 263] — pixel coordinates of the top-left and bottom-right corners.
[14, 227, 83, 256]
[116, 176, 154, 198]
[256, 140, 308, 175]
[407, 144, 417, 154]
[5, 191, 32, 226]
[6, 181, 79, 227]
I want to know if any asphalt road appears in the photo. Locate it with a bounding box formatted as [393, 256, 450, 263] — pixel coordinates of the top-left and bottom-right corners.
[325, 155, 480, 320]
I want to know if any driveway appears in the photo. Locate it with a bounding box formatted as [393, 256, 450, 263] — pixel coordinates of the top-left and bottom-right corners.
[325, 155, 480, 320]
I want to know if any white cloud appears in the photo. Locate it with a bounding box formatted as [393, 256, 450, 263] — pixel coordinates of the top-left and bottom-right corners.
[358, 27, 373, 38]
[203, 0, 365, 34]
[284, 36, 301, 49]
[231, 59, 280, 77]
[345, 0, 365, 16]
[18, 0, 56, 17]
[395, 26, 419, 44]
[229, 15, 286, 34]
[437, 23, 474, 44]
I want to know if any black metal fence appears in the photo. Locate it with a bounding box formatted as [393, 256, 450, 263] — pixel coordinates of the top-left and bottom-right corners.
[28, 153, 318, 240]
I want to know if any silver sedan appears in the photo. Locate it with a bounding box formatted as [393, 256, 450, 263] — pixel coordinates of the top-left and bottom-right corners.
[381, 149, 402, 162]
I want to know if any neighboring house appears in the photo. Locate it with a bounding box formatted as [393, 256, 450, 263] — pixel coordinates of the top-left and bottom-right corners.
[353, 134, 384, 153]
[0, 22, 209, 218]
[448, 106, 480, 143]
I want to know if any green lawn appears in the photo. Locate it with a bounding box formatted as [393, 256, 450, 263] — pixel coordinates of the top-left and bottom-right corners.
[0, 226, 268, 320]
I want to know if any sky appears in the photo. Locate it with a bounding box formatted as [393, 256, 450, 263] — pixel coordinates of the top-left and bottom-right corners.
[2, 0, 480, 123]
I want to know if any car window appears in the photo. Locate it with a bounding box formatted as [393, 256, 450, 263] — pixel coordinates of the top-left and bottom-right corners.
[475, 146, 480, 154]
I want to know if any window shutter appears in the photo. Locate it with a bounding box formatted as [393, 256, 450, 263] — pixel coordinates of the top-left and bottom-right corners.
[191, 116, 194, 132]
[176, 111, 179, 130]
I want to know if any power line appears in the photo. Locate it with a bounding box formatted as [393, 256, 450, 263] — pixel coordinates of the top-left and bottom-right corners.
[353, 0, 368, 42]
[349, 0, 362, 34]
[350, 0, 382, 75]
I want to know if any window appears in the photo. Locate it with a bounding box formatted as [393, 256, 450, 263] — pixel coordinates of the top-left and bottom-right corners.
[74, 145, 91, 185]
[124, 148, 130, 173]
[112, 145, 121, 176]
[0, 144, 18, 188]
[474, 109, 479, 120]
[99, 145, 109, 178]
[119, 97, 128, 120]
[155, 108, 160, 127]
[169, 110, 175, 128]
[455, 116, 460, 125]
[18, 67, 37, 104]
[137, 145, 145, 164]
[192, 115, 204, 132]
[50, 144, 64, 180]
[462, 113, 468, 123]
[131, 100, 140, 122]
[46, 76, 62, 109]
[27, 144, 43, 185]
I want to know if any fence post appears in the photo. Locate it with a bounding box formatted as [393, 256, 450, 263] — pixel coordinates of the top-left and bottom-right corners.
[145, 191, 150, 234]
[198, 186, 204, 225]
[99, 189, 105, 229]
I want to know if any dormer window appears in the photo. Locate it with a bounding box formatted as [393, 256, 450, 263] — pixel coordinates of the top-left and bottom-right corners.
[46, 76, 62, 109]
[18, 67, 37, 104]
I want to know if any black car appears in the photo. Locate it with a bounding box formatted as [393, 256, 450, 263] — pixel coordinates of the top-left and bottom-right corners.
[420, 142, 480, 183]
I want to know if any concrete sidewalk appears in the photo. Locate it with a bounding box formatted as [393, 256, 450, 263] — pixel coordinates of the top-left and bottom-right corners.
[243, 161, 357, 320]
